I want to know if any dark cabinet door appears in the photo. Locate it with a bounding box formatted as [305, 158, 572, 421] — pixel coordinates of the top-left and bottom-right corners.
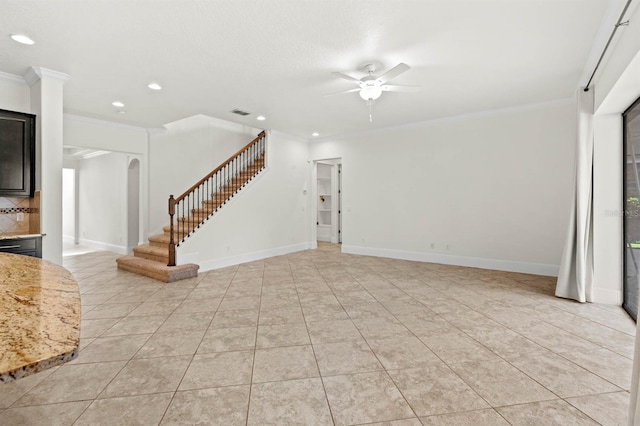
[0, 237, 42, 258]
[0, 109, 36, 197]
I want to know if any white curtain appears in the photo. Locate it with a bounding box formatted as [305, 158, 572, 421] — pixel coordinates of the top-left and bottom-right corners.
[555, 89, 594, 303]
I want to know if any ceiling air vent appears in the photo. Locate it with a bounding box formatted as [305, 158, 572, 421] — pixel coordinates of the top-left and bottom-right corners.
[231, 109, 250, 116]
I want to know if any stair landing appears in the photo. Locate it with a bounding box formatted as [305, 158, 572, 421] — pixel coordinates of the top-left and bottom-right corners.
[116, 256, 199, 283]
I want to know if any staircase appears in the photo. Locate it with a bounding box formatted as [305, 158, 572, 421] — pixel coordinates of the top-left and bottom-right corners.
[116, 131, 266, 282]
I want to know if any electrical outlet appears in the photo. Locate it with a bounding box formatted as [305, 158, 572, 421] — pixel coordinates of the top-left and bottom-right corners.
[16, 212, 24, 221]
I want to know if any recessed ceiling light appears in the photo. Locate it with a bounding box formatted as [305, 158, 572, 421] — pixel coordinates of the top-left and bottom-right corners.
[11, 34, 34, 45]
[312, 132, 320, 137]
[256, 115, 266, 121]
[148, 82, 162, 91]
[117, 110, 126, 115]
[112, 101, 125, 107]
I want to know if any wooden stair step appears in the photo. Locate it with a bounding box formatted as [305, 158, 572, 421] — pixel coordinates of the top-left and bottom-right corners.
[116, 256, 199, 283]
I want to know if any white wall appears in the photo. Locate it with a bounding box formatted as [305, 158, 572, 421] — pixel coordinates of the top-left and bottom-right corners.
[0, 74, 30, 112]
[77, 152, 128, 253]
[178, 131, 312, 270]
[149, 114, 260, 234]
[310, 101, 576, 275]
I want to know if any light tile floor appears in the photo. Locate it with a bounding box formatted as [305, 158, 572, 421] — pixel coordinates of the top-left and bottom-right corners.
[0, 242, 635, 425]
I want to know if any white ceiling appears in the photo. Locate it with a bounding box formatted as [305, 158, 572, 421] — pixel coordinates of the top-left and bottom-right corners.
[0, 0, 624, 138]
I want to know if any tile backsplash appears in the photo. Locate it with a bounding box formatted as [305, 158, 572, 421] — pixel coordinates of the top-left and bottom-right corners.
[0, 191, 40, 235]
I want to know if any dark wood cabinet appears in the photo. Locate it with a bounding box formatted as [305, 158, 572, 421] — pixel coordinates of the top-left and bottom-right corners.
[0, 236, 42, 258]
[0, 109, 36, 198]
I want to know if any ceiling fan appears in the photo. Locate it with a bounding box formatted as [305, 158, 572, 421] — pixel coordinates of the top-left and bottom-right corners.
[328, 62, 419, 122]
[329, 62, 420, 101]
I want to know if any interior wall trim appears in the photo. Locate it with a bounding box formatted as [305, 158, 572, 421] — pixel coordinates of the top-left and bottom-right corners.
[341, 245, 560, 277]
[188, 241, 315, 273]
[0, 71, 26, 85]
[64, 113, 148, 133]
[309, 97, 574, 143]
[77, 238, 127, 255]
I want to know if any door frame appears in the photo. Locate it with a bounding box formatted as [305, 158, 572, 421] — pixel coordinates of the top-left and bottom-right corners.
[312, 157, 342, 245]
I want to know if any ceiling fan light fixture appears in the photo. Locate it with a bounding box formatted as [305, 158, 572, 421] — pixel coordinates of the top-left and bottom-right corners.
[359, 86, 382, 101]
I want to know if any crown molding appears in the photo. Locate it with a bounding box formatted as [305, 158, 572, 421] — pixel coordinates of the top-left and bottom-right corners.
[64, 113, 148, 133]
[0, 70, 26, 84]
[269, 129, 309, 144]
[24, 66, 71, 86]
[146, 127, 167, 136]
[310, 97, 574, 143]
[163, 113, 261, 136]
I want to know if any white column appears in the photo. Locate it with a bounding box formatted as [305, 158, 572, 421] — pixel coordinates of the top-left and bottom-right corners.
[592, 113, 623, 305]
[24, 67, 70, 265]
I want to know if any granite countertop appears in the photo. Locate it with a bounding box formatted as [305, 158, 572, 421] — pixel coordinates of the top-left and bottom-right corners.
[0, 253, 80, 383]
[0, 233, 45, 241]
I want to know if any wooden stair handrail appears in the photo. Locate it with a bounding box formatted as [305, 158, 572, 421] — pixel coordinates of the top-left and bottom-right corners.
[174, 131, 265, 203]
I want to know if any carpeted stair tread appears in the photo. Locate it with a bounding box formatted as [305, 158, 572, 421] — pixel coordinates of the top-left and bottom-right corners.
[116, 256, 199, 283]
[132, 244, 169, 262]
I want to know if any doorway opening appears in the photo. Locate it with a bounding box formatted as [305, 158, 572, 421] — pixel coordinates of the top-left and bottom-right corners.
[62, 168, 77, 244]
[128, 158, 141, 251]
[314, 159, 342, 244]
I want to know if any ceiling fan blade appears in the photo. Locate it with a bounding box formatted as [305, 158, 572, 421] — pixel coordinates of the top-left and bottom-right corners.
[381, 84, 420, 93]
[323, 88, 362, 97]
[376, 63, 411, 85]
[331, 71, 362, 83]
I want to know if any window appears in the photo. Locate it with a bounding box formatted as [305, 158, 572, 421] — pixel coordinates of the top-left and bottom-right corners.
[623, 96, 640, 320]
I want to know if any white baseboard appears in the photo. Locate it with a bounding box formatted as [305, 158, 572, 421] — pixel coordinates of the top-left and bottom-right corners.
[189, 242, 315, 272]
[592, 287, 622, 305]
[341, 245, 560, 276]
[78, 238, 127, 255]
[62, 235, 75, 244]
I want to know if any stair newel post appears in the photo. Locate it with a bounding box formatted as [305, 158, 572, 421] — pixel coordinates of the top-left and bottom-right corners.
[168, 195, 176, 267]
